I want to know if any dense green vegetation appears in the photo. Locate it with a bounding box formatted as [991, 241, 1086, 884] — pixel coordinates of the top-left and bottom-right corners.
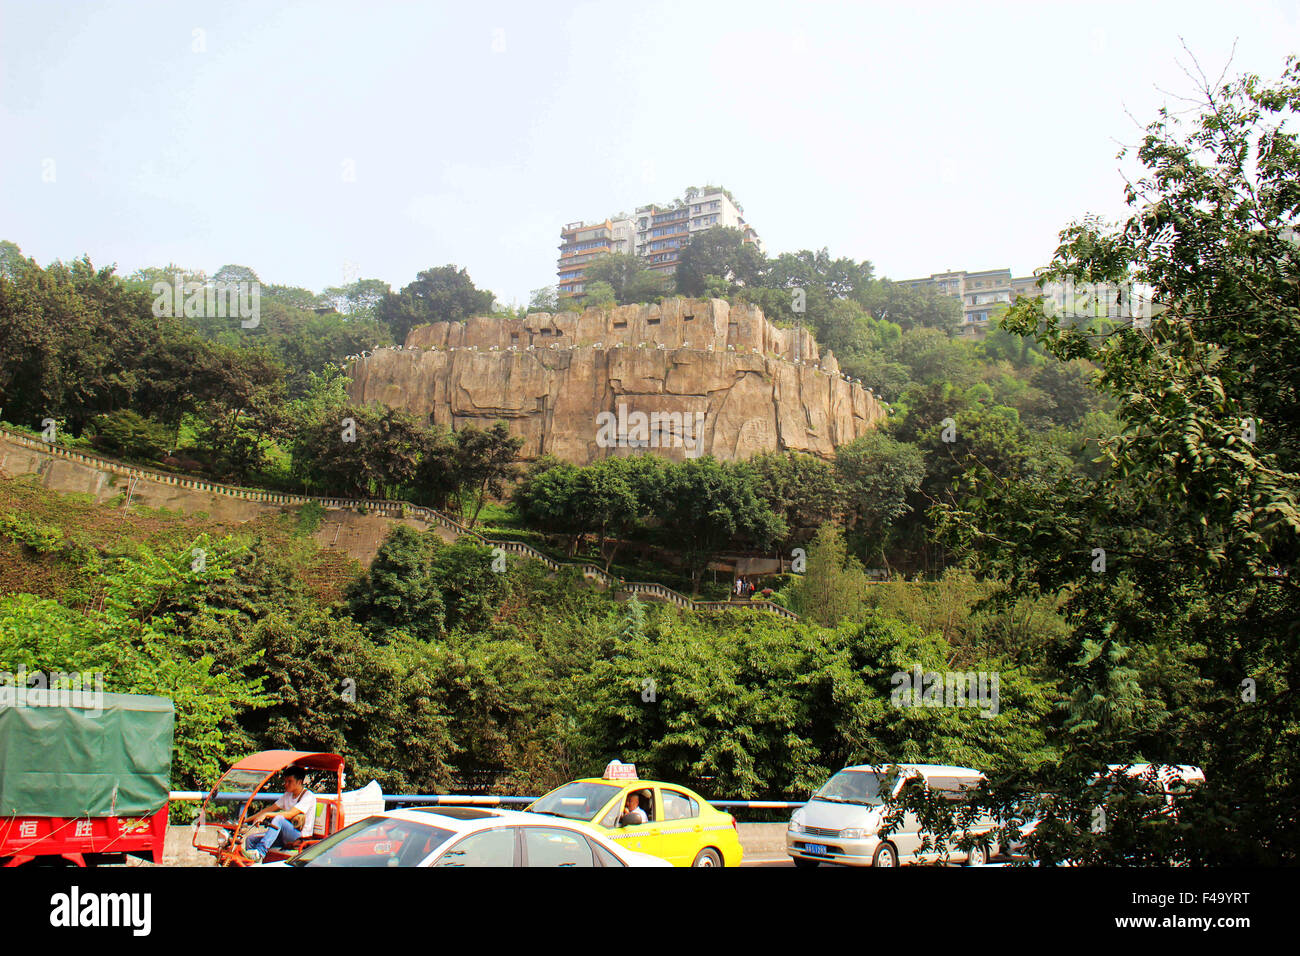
[0, 487, 1057, 809]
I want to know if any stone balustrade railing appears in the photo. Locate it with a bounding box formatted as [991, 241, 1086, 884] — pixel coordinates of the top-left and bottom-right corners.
[0, 425, 799, 621]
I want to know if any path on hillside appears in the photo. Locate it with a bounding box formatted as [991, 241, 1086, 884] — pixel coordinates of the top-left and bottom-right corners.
[0, 425, 798, 621]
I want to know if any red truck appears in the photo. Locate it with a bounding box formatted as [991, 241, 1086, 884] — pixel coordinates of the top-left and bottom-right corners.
[0, 691, 174, 867]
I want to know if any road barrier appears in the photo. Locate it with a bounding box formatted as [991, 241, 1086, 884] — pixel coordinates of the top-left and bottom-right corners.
[170, 792, 805, 811]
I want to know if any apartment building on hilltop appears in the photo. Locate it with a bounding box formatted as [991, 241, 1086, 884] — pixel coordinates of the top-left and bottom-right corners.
[556, 218, 637, 297]
[557, 187, 761, 296]
[902, 268, 1043, 334]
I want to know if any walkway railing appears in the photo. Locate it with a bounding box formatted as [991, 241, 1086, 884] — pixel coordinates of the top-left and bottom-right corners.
[0, 425, 799, 621]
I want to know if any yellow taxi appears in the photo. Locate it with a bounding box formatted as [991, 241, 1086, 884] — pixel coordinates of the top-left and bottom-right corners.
[526, 761, 743, 867]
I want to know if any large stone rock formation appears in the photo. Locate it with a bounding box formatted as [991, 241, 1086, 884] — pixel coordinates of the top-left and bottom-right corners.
[346, 298, 884, 463]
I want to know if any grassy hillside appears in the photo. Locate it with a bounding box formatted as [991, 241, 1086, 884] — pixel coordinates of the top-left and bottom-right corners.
[0, 474, 362, 606]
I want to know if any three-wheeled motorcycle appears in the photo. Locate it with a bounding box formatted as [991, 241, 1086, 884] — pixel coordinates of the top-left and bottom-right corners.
[192, 750, 347, 867]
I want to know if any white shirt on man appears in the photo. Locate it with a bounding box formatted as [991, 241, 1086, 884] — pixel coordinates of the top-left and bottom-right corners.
[274, 789, 316, 835]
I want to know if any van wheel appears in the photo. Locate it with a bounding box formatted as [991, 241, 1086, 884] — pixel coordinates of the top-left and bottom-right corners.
[872, 843, 898, 867]
[966, 844, 989, 866]
[792, 857, 820, 869]
[691, 848, 722, 867]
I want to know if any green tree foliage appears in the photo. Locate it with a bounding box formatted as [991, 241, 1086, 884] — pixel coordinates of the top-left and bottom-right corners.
[452, 423, 523, 528]
[835, 432, 925, 561]
[748, 451, 843, 543]
[88, 409, 173, 460]
[319, 278, 391, 320]
[0, 258, 178, 436]
[376, 265, 496, 345]
[790, 523, 872, 625]
[528, 286, 558, 312]
[580, 253, 671, 305]
[661, 458, 786, 589]
[578, 280, 616, 309]
[346, 525, 447, 641]
[675, 226, 766, 297]
[0, 240, 32, 281]
[929, 58, 1300, 862]
[572, 609, 1054, 798]
[0, 542, 269, 791]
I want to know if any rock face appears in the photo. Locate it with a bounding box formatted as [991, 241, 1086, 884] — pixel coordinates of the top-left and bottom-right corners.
[347, 298, 884, 463]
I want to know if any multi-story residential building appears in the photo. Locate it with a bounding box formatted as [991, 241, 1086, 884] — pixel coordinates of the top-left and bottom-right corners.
[903, 267, 1043, 334]
[556, 218, 636, 297]
[558, 187, 761, 295]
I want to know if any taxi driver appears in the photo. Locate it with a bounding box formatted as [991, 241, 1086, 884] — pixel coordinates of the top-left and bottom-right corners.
[620, 790, 649, 826]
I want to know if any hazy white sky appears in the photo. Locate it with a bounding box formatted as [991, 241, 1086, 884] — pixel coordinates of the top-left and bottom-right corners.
[2, 0, 1297, 305]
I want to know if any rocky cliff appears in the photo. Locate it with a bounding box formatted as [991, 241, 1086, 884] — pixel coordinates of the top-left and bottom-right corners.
[346, 297, 885, 463]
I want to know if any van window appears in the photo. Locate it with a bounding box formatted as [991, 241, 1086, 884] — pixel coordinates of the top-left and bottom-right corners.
[927, 776, 983, 800]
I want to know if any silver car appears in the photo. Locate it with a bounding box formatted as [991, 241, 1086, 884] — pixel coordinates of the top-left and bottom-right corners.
[787, 764, 998, 867]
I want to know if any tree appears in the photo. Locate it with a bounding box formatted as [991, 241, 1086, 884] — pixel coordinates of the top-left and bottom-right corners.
[660, 457, 787, 590]
[579, 280, 616, 309]
[528, 286, 558, 312]
[291, 402, 427, 499]
[512, 458, 582, 539]
[835, 432, 925, 561]
[572, 608, 1053, 799]
[0, 240, 31, 281]
[453, 422, 523, 528]
[675, 227, 766, 297]
[581, 253, 670, 304]
[377, 265, 496, 345]
[861, 278, 961, 335]
[790, 523, 871, 625]
[88, 409, 172, 460]
[748, 452, 844, 544]
[0, 543, 269, 791]
[346, 525, 446, 641]
[429, 538, 506, 632]
[934, 57, 1300, 863]
[576, 458, 640, 571]
[212, 264, 261, 286]
[765, 248, 875, 301]
[320, 278, 391, 319]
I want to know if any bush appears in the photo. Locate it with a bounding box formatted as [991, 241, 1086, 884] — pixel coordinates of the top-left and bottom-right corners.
[296, 501, 326, 535]
[89, 409, 172, 461]
[0, 513, 64, 553]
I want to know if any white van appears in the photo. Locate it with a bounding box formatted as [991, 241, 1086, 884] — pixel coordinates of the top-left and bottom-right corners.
[1004, 763, 1206, 861]
[787, 764, 997, 867]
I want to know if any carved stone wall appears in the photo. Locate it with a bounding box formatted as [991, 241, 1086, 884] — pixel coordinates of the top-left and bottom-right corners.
[347, 298, 884, 463]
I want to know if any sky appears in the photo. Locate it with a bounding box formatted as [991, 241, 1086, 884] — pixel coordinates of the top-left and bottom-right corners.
[2, 0, 1297, 306]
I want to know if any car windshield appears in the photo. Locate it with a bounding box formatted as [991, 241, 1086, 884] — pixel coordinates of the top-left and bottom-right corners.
[813, 770, 891, 806]
[528, 781, 622, 821]
[287, 816, 455, 867]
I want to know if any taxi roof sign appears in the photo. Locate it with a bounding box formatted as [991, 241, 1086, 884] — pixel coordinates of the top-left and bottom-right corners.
[603, 760, 638, 780]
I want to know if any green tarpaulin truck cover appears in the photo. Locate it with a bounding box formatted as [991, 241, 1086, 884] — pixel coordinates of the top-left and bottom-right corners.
[0, 692, 174, 817]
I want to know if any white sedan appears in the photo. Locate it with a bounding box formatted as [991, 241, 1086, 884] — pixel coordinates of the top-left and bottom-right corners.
[261, 807, 672, 868]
